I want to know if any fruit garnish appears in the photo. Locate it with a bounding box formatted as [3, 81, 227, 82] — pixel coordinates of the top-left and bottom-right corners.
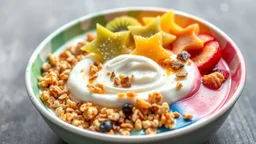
[122, 103, 133, 115]
[128, 17, 176, 47]
[100, 120, 113, 132]
[213, 68, 230, 81]
[132, 32, 171, 62]
[142, 10, 184, 35]
[171, 24, 203, 54]
[198, 34, 215, 45]
[106, 16, 141, 32]
[202, 72, 225, 89]
[192, 41, 221, 74]
[81, 24, 130, 61]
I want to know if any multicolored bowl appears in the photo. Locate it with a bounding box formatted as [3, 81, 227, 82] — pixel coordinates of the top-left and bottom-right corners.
[25, 7, 246, 144]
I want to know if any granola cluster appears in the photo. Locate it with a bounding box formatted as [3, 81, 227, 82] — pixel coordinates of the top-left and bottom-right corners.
[38, 33, 193, 136]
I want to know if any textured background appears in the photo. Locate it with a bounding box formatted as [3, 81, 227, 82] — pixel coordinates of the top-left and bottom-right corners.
[0, 0, 255, 144]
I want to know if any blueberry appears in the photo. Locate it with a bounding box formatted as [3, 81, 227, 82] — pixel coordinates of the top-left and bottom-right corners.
[122, 103, 133, 115]
[100, 120, 112, 133]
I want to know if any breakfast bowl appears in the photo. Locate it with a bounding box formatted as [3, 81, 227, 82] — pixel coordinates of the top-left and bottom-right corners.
[25, 7, 246, 144]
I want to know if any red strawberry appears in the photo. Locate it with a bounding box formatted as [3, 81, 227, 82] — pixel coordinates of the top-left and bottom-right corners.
[192, 41, 222, 74]
[213, 68, 230, 81]
[198, 34, 215, 45]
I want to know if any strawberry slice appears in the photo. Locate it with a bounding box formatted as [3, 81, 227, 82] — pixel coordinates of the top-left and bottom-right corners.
[192, 41, 221, 74]
[213, 68, 230, 81]
[198, 34, 215, 45]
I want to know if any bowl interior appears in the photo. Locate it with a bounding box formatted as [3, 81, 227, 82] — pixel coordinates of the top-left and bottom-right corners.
[26, 7, 246, 140]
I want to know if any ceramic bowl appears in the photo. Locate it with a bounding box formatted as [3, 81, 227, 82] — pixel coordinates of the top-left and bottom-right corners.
[25, 7, 246, 144]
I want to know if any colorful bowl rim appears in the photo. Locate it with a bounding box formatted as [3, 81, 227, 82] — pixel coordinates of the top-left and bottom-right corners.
[25, 7, 246, 143]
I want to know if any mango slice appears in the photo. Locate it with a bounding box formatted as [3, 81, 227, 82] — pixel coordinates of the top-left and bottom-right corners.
[132, 32, 171, 62]
[142, 10, 184, 35]
[172, 24, 203, 54]
[128, 17, 176, 47]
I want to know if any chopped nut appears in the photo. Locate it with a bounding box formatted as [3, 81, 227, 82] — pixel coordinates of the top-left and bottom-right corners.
[188, 60, 192, 65]
[113, 124, 120, 132]
[108, 112, 120, 121]
[177, 51, 190, 62]
[83, 107, 99, 120]
[87, 83, 105, 94]
[151, 104, 160, 113]
[120, 76, 132, 88]
[173, 112, 180, 118]
[119, 74, 125, 80]
[40, 90, 50, 102]
[117, 93, 126, 99]
[49, 85, 62, 98]
[105, 129, 114, 135]
[67, 99, 76, 109]
[135, 119, 142, 130]
[87, 33, 96, 42]
[110, 71, 115, 80]
[59, 51, 69, 59]
[66, 107, 74, 113]
[131, 109, 139, 122]
[165, 112, 174, 120]
[59, 61, 71, 72]
[106, 72, 111, 76]
[121, 123, 133, 129]
[55, 107, 64, 116]
[148, 92, 163, 104]
[126, 91, 137, 99]
[158, 102, 169, 114]
[48, 54, 58, 66]
[72, 119, 82, 126]
[91, 119, 100, 131]
[160, 58, 173, 67]
[71, 41, 86, 55]
[136, 98, 151, 109]
[59, 69, 71, 80]
[130, 75, 135, 82]
[176, 72, 188, 78]
[89, 74, 98, 82]
[202, 72, 225, 89]
[176, 82, 183, 90]
[42, 63, 51, 72]
[142, 120, 151, 129]
[58, 94, 68, 100]
[119, 130, 130, 136]
[183, 113, 193, 120]
[151, 119, 159, 128]
[145, 128, 157, 135]
[171, 60, 184, 70]
[89, 64, 99, 76]
[113, 77, 120, 86]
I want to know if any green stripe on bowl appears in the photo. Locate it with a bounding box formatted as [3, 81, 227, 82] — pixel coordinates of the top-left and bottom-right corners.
[88, 14, 107, 29]
[51, 22, 85, 53]
[63, 22, 85, 43]
[51, 32, 65, 53]
[127, 10, 141, 17]
[31, 55, 43, 96]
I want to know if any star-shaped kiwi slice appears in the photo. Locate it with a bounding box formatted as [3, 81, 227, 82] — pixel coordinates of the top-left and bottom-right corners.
[132, 32, 171, 62]
[81, 24, 130, 61]
[128, 17, 176, 47]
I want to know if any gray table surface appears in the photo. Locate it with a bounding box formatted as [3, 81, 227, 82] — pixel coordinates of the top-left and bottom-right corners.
[0, 0, 255, 144]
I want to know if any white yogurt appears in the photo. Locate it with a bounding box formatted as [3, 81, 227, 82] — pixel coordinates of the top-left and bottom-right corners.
[67, 54, 200, 107]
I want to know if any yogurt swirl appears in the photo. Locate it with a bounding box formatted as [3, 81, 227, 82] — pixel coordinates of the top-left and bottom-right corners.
[67, 54, 200, 107]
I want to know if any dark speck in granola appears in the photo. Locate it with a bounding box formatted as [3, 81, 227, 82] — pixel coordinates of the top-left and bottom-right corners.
[177, 51, 191, 62]
[171, 61, 184, 70]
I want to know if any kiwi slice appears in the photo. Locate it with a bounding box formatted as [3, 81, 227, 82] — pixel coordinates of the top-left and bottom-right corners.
[106, 16, 141, 32]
